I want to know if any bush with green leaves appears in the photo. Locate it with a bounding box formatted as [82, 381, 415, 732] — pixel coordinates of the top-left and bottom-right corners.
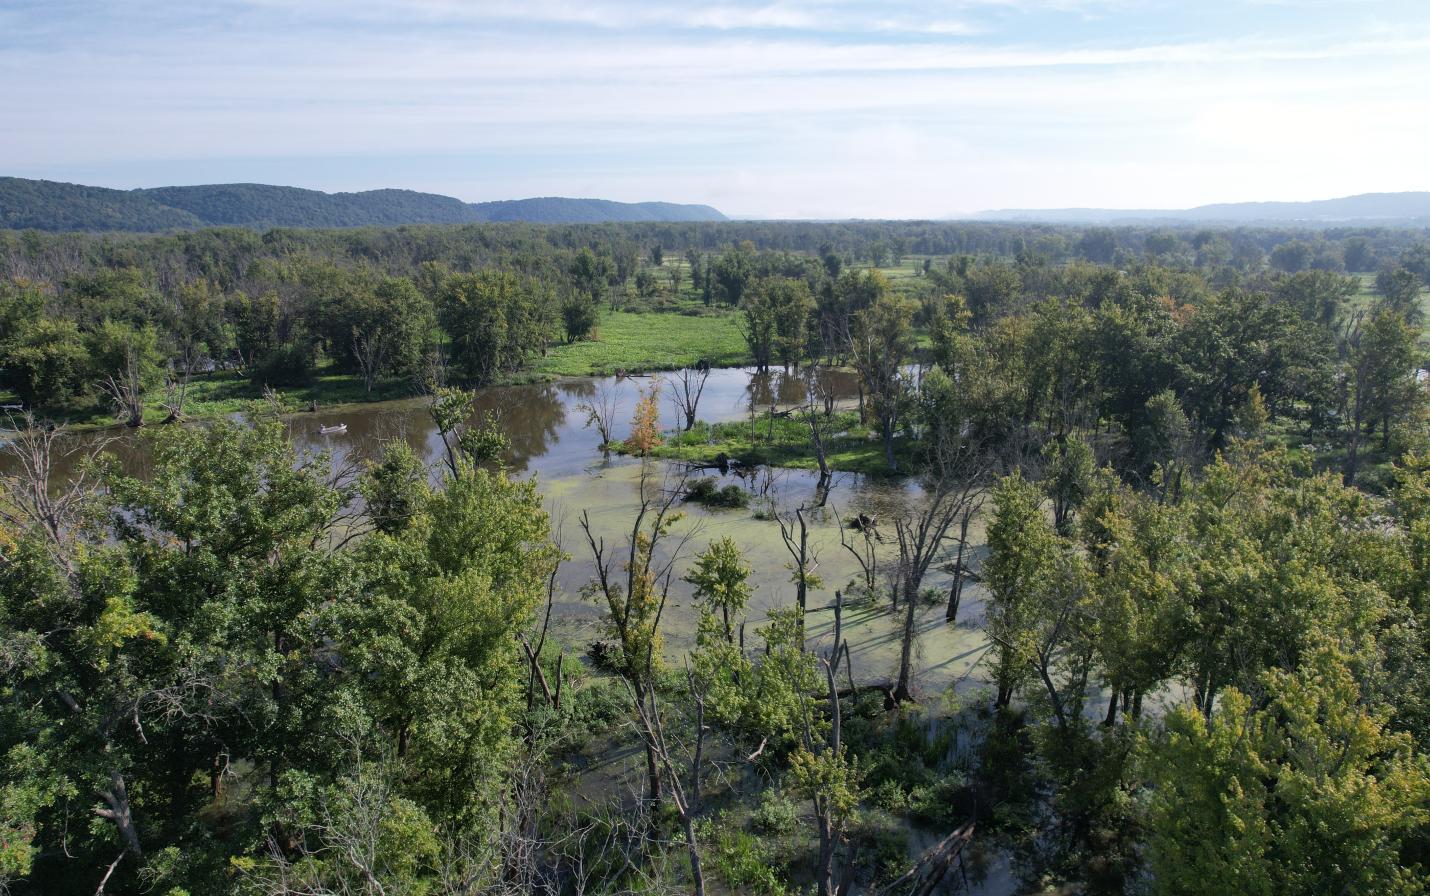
[683, 476, 750, 508]
[699, 814, 790, 896]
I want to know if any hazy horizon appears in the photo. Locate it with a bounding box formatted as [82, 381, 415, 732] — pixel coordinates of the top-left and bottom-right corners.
[5, 1, 1430, 218]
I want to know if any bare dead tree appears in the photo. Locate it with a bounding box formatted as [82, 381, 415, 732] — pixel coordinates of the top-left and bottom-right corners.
[667, 366, 710, 432]
[0, 412, 109, 574]
[835, 507, 880, 600]
[160, 346, 204, 423]
[627, 660, 708, 896]
[523, 507, 567, 722]
[260, 384, 290, 417]
[577, 380, 622, 454]
[317, 447, 371, 554]
[774, 503, 820, 647]
[798, 371, 838, 496]
[944, 499, 983, 623]
[94, 847, 127, 895]
[101, 347, 147, 427]
[874, 822, 976, 896]
[352, 327, 390, 396]
[551, 799, 687, 896]
[799, 590, 858, 896]
[251, 754, 398, 896]
[578, 463, 706, 893]
[580, 465, 697, 808]
[891, 442, 988, 703]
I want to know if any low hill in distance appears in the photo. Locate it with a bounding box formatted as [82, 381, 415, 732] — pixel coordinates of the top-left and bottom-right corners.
[975, 191, 1430, 225]
[0, 177, 727, 231]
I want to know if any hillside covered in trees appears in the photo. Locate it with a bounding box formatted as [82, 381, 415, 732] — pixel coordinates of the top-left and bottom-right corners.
[0, 178, 728, 232]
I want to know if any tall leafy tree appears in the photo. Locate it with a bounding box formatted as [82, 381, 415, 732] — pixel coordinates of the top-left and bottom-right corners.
[849, 287, 915, 470]
[1145, 645, 1430, 896]
[439, 270, 555, 384]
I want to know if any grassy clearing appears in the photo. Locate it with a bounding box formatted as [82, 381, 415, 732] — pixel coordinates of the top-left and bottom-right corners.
[531, 306, 748, 377]
[877, 257, 932, 282]
[623, 410, 906, 476]
[1347, 273, 1430, 348]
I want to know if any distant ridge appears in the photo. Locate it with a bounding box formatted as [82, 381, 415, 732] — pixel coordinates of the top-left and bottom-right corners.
[0, 177, 727, 232]
[974, 191, 1430, 225]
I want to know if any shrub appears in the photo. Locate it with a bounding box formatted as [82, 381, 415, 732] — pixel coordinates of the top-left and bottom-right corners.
[751, 789, 800, 836]
[699, 815, 789, 896]
[683, 476, 750, 508]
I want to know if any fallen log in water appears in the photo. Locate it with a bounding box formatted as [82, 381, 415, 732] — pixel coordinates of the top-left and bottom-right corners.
[874, 821, 975, 896]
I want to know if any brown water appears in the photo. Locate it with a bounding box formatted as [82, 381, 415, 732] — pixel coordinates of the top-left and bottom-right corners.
[2, 367, 994, 694]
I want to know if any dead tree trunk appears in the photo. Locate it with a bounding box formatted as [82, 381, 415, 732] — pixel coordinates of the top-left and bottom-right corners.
[668, 366, 711, 432]
[945, 503, 977, 622]
[776, 505, 818, 647]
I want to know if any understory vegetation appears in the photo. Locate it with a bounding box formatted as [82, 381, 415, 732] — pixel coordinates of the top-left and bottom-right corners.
[3, 219, 1430, 895]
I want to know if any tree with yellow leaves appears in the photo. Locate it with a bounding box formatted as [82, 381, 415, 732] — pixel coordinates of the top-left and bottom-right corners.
[625, 378, 664, 456]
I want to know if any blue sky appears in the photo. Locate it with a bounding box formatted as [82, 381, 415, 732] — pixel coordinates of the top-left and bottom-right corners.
[3, 0, 1429, 218]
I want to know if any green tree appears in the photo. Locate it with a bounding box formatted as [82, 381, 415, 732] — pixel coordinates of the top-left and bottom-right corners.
[1176, 289, 1322, 446]
[683, 537, 753, 645]
[850, 288, 915, 470]
[0, 317, 90, 407]
[569, 247, 612, 303]
[961, 261, 1023, 322]
[1270, 240, 1315, 273]
[1043, 435, 1095, 536]
[341, 460, 557, 821]
[714, 243, 756, 306]
[0, 419, 348, 892]
[1343, 236, 1376, 272]
[1144, 646, 1430, 896]
[1377, 266, 1425, 323]
[1274, 269, 1357, 329]
[984, 472, 1060, 709]
[1342, 307, 1422, 484]
[1078, 228, 1118, 264]
[439, 270, 554, 384]
[740, 277, 815, 373]
[1081, 485, 1191, 725]
[360, 440, 429, 535]
[561, 290, 600, 343]
[346, 277, 435, 393]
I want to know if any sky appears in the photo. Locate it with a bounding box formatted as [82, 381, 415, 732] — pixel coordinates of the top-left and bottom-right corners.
[3, 0, 1430, 219]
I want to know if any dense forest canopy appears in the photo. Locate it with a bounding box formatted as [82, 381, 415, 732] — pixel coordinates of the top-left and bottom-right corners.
[2, 216, 1430, 896]
[4, 217, 1428, 286]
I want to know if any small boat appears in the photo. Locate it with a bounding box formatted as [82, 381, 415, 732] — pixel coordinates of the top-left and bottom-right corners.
[319, 423, 347, 435]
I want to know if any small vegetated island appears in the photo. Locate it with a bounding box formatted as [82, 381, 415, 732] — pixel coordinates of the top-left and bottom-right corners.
[3, 206, 1430, 896]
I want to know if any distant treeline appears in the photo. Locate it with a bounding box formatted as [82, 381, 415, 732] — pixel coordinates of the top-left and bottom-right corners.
[4, 219, 1428, 287]
[3, 221, 1430, 454]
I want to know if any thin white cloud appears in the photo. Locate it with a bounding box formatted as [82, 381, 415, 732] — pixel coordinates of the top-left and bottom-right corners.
[5, 0, 1430, 215]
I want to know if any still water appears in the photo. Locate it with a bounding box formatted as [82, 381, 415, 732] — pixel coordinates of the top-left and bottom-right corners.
[5, 367, 1015, 893]
[4, 367, 993, 693]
